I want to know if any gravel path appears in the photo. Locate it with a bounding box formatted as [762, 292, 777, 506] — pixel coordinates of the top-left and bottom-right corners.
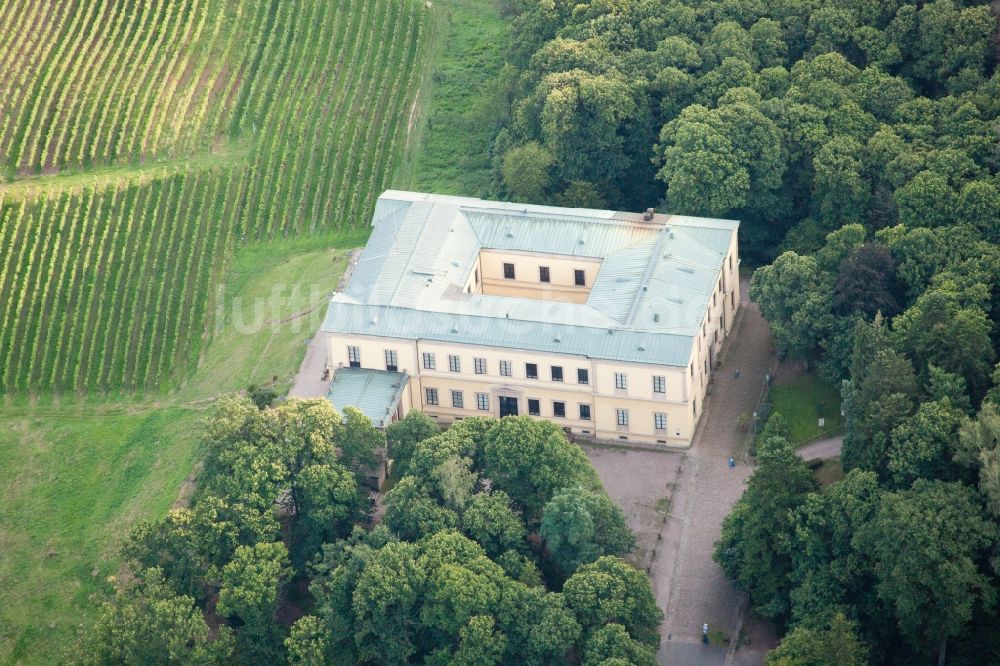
[288, 250, 362, 399]
[657, 281, 778, 665]
[797, 435, 843, 461]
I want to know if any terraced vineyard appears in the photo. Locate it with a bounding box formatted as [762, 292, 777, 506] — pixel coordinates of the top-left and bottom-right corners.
[0, 0, 429, 394]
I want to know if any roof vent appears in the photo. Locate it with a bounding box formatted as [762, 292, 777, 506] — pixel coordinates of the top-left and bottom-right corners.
[553, 336, 561, 343]
[638, 344, 646, 351]
[451, 326, 459, 333]
[370, 316, 379, 325]
[607, 329, 614, 335]
[653, 313, 660, 323]
[643, 208, 655, 222]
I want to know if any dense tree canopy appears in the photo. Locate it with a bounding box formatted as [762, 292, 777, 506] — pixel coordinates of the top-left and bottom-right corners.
[486, 0, 999, 265]
[82, 401, 652, 664]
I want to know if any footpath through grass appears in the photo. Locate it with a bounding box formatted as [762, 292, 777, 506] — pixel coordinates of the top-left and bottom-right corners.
[398, 0, 510, 196]
[0, 237, 356, 664]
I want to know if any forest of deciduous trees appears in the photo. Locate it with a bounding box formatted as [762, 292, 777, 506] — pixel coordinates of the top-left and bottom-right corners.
[483, 1, 999, 664]
[488, 0, 998, 264]
[79, 401, 660, 665]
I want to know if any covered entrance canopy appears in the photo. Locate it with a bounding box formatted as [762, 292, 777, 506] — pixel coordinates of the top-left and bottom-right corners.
[325, 368, 408, 429]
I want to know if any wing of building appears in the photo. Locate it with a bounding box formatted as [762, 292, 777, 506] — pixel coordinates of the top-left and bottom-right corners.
[321, 190, 739, 448]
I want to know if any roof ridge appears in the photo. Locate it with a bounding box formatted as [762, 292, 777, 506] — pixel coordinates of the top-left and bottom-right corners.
[461, 204, 648, 227]
[624, 226, 673, 327]
[669, 225, 725, 256]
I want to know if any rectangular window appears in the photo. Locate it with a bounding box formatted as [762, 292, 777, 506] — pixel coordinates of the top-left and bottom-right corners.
[551, 366, 563, 382]
[422, 352, 436, 370]
[503, 263, 515, 279]
[693, 399, 697, 415]
[617, 409, 629, 427]
[615, 373, 628, 390]
[477, 393, 490, 411]
[500, 360, 512, 377]
[553, 402, 566, 418]
[690, 362, 694, 377]
[539, 266, 550, 283]
[452, 390, 464, 409]
[577, 368, 589, 385]
[384, 350, 398, 372]
[475, 268, 480, 284]
[425, 388, 439, 406]
[574, 269, 586, 286]
[579, 404, 592, 420]
[526, 363, 538, 379]
[654, 413, 667, 430]
[528, 399, 541, 416]
[653, 376, 666, 394]
[474, 357, 487, 375]
[448, 355, 461, 373]
[348, 346, 361, 368]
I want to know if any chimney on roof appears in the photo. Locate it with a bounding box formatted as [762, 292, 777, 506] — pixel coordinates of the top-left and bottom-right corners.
[643, 208, 655, 222]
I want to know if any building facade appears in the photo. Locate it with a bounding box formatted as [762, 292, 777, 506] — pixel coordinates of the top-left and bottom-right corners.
[321, 191, 739, 448]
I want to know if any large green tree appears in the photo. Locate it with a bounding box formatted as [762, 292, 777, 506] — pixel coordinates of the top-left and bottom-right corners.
[857, 480, 997, 661]
[715, 433, 816, 620]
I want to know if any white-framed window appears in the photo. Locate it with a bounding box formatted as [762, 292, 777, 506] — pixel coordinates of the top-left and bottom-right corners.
[500, 360, 512, 377]
[425, 388, 439, 405]
[448, 354, 461, 372]
[551, 366, 563, 382]
[422, 352, 436, 370]
[474, 357, 487, 374]
[348, 346, 361, 368]
[574, 269, 586, 286]
[615, 372, 628, 390]
[579, 404, 592, 420]
[476, 393, 490, 411]
[553, 401, 566, 418]
[526, 363, 538, 379]
[654, 413, 667, 430]
[528, 399, 541, 416]
[503, 263, 515, 279]
[616, 409, 629, 427]
[452, 390, 464, 408]
[539, 266, 550, 283]
[384, 350, 398, 372]
[653, 376, 666, 394]
[577, 368, 589, 384]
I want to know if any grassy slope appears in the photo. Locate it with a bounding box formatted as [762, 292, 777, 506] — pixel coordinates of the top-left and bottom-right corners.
[397, 0, 509, 196]
[0, 238, 354, 663]
[0, 408, 202, 664]
[0, 1, 509, 661]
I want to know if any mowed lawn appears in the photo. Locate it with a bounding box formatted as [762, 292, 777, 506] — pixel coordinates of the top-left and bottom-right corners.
[767, 372, 844, 445]
[0, 237, 357, 664]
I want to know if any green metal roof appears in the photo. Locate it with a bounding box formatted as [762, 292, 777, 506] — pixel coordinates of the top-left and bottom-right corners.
[326, 368, 407, 429]
[324, 191, 739, 368]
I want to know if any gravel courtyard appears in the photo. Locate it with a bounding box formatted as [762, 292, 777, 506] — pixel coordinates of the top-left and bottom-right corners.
[585, 280, 778, 665]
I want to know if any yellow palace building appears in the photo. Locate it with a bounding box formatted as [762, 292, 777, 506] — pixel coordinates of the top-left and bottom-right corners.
[320, 190, 739, 448]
